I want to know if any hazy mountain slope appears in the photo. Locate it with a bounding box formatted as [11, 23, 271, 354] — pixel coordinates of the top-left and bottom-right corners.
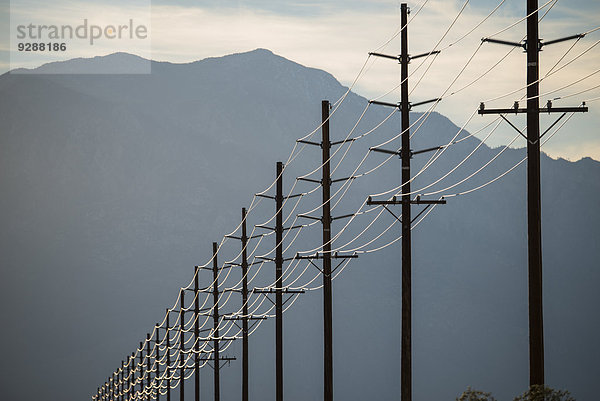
[0, 50, 598, 401]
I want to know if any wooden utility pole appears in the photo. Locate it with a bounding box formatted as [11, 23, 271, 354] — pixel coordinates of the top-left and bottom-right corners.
[166, 312, 171, 401]
[193, 244, 236, 401]
[224, 208, 267, 401]
[399, 7, 413, 398]
[526, 0, 544, 384]
[241, 210, 250, 401]
[154, 326, 161, 401]
[212, 242, 221, 401]
[139, 342, 144, 401]
[180, 290, 185, 401]
[321, 100, 334, 401]
[130, 352, 135, 401]
[296, 100, 357, 401]
[145, 334, 150, 400]
[478, 0, 588, 386]
[194, 266, 200, 401]
[275, 163, 283, 401]
[368, 4, 445, 400]
[255, 162, 304, 401]
[120, 360, 124, 401]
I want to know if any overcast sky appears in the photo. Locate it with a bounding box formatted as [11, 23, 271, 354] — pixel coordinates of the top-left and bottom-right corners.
[1, 0, 599, 160]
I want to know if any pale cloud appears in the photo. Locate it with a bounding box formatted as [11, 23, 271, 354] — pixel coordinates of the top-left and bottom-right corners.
[7, 0, 151, 69]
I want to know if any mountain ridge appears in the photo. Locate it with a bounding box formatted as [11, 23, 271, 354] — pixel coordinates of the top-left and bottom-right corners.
[0, 49, 598, 401]
[7, 49, 597, 163]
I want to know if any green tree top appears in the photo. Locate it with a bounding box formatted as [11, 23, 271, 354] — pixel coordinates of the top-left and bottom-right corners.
[456, 386, 497, 401]
[513, 385, 575, 401]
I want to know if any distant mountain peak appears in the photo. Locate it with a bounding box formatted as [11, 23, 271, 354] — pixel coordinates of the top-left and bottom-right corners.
[247, 47, 274, 55]
[13, 51, 151, 74]
[10, 48, 295, 75]
[194, 48, 292, 66]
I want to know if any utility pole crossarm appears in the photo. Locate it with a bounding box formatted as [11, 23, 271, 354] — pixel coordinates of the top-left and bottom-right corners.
[331, 213, 356, 221]
[255, 256, 296, 263]
[331, 138, 356, 146]
[225, 233, 263, 241]
[369, 100, 402, 108]
[369, 97, 440, 110]
[252, 288, 305, 294]
[366, 196, 446, 205]
[199, 357, 237, 362]
[296, 139, 321, 146]
[369, 50, 441, 62]
[543, 33, 586, 47]
[256, 224, 304, 232]
[196, 264, 237, 271]
[369, 51, 402, 61]
[370, 147, 401, 156]
[255, 193, 275, 199]
[194, 286, 240, 294]
[482, 31, 586, 51]
[331, 176, 357, 184]
[409, 50, 441, 60]
[411, 98, 441, 108]
[411, 145, 446, 156]
[297, 213, 322, 221]
[371, 143, 446, 158]
[478, 103, 588, 114]
[294, 252, 358, 260]
[482, 37, 525, 48]
[297, 176, 321, 184]
[223, 315, 268, 321]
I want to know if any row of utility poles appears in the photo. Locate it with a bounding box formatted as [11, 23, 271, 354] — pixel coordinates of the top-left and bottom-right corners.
[95, 1, 589, 400]
[369, 1, 588, 399]
[94, 100, 358, 401]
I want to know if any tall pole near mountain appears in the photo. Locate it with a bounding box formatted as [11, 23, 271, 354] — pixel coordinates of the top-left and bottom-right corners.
[180, 291, 186, 401]
[130, 352, 135, 401]
[525, 0, 544, 385]
[212, 242, 221, 401]
[368, 4, 445, 400]
[478, 0, 588, 387]
[295, 101, 358, 401]
[241, 209, 250, 401]
[120, 360, 124, 401]
[154, 327, 161, 401]
[139, 342, 144, 401]
[321, 100, 334, 401]
[194, 266, 201, 401]
[275, 162, 284, 401]
[255, 162, 305, 401]
[147, 333, 151, 400]
[399, 6, 412, 400]
[224, 209, 266, 401]
[166, 312, 171, 401]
